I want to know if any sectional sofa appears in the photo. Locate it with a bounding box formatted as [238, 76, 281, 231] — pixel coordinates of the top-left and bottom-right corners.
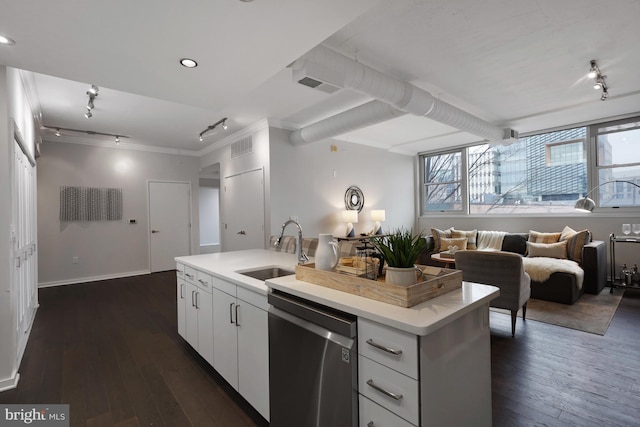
[419, 227, 607, 304]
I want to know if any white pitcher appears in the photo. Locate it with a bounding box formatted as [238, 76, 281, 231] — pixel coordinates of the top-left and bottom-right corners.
[315, 234, 339, 271]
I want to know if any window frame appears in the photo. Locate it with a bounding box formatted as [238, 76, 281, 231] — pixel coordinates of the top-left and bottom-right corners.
[419, 148, 468, 215]
[419, 115, 640, 217]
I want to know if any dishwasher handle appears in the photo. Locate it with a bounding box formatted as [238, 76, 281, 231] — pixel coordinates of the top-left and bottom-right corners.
[269, 306, 355, 349]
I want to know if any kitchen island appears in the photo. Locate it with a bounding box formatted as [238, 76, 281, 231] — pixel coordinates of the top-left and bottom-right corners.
[176, 249, 499, 426]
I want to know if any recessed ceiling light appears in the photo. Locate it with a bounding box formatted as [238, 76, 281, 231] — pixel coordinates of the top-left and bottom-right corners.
[180, 58, 198, 68]
[0, 34, 16, 45]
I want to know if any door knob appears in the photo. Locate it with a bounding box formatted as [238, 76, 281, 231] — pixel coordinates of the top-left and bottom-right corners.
[151, 230, 160, 233]
[237, 230, 246, 235]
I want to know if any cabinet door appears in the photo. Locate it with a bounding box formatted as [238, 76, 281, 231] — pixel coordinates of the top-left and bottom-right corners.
[196, 288, 214, 366]
[177, 278, 187, 339]
[237, 300, 269, 421]
[212, 288, 239, 390]
[185, 283, 199, 349]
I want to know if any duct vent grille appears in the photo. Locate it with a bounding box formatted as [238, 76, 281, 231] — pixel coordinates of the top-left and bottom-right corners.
[231, 136, 253, 158]
[297, 77, 341, 94]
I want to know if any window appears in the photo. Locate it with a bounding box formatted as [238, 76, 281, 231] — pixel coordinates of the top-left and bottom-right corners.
[421, 127, 589, 215]
[422, 151, 463, 212]
[593, 118, 640, 208]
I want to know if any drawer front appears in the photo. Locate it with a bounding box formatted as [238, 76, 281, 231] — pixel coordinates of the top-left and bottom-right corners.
[176, 263, 185, 279]
[213, 276, 237, 296]
[184, 265, 197, 284]
[359, 395, 416, 427]
[359, 356, 419, 426]
[358, 318, 418, 379]
[237, 286, 268, 311]
[195, 270, 213, 293]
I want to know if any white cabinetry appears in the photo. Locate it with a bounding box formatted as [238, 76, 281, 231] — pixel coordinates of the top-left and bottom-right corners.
[176, 263, 214, 366]
[358, 305, 492, 427]
[212, 277, 270, 421]
[358, 318, 420, 427]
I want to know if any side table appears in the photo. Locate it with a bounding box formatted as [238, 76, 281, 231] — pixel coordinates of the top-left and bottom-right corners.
[609, 233, 640, 293]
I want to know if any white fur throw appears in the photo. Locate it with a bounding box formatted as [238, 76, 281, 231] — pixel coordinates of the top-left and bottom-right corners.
[522, 257, 584, 289]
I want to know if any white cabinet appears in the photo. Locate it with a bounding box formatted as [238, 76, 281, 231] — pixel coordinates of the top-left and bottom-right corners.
[212, 286, 239, 388]
[357, 305, 492, 427]
[212, 277, 270, 421]
[358, 318, 420, 426]
[176, 263, 214, 366]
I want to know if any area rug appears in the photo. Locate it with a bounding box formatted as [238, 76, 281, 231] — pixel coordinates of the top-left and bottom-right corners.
[491, 289, 624, 335]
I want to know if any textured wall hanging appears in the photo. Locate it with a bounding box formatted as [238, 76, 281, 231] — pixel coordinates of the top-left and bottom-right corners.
[60, 186, 123, 222]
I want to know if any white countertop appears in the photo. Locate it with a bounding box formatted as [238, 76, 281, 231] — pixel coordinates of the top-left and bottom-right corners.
[175, 249, 500, 336]
[267, 274, 499, 336]
[176, 249, 299, 295]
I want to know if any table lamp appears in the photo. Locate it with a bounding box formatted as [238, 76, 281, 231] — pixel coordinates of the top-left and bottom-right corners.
[342, 210, 358, 237]
[370, 210, 386, 235]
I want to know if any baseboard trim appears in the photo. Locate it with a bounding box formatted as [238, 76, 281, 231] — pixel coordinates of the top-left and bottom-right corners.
[0, 372, 20, 392]
[38, 270, 151, 288]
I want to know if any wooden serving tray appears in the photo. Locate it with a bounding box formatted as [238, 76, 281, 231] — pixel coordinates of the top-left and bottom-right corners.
[295, 263, 462, 308]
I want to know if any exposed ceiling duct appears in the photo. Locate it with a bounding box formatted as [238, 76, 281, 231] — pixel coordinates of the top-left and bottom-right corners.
[290, 45, 517, 146]
[290, 100, 406, 145]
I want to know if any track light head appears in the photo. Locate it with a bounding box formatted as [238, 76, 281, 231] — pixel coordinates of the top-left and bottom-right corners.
[88, 85, 99, 96]
[587, 60, 608, 101]
[222, 120, 228, 130]
[84, 111, 92, 119]
[55, 129, 61, 137]
[115, 136, 120, 144]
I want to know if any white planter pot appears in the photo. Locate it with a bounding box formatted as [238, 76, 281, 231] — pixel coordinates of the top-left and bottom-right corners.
[385, 266, 418, 287]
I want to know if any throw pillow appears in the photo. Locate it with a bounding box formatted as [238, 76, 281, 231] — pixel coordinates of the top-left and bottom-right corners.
[501, 233, 528, 255]
[451, 229, 478, 250]
[526, 241, 568, 259]
[528, 230, 561, 244]
[559, 226, 591, 264]
[431, 227, 452, 252]
[440, 237, 467, 252]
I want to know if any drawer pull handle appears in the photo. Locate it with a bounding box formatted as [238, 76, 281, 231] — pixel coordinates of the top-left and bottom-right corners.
[198, 279, 208, 286]
[367, 379, 403, 401]
[366, 339, 403, 355]
[230, 303, 235, 324]
[180, 283, 185, 299]
[185, 273, 194, 279]
[235, 304, 240, 327]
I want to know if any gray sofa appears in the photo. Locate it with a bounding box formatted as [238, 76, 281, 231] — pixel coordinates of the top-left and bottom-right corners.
[419, 229, 607, 305]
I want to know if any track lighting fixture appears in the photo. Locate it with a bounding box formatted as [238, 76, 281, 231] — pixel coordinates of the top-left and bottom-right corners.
[44, 126, 129, 144]
[198, 118, 228, 142]
[84, 84, 99, 118]
[587, 60, 608, 101]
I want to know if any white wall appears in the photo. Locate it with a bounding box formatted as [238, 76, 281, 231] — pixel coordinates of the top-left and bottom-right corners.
[37, 141, 200, 286]
[269, 127, 415, 238]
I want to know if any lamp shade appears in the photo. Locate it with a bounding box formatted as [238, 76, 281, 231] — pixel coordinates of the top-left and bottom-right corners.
[574, 197, 596, 212]
[342, 210, 358, 223]
[370, 210, 386, 222]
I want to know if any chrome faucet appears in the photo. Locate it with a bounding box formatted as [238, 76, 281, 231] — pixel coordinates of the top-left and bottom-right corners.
[275, 219, 309, 265]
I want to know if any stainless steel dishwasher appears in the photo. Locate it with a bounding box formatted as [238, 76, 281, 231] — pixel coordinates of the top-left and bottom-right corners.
[268, 290, 358, 427]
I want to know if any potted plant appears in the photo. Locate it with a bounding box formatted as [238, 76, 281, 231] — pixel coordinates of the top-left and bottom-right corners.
[373, 228, 426, 286]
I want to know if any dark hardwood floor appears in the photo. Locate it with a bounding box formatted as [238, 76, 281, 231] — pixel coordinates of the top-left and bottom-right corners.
[2, 271, 640, 426]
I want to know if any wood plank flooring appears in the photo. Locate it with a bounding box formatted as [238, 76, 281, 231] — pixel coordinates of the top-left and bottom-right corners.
[2, 271, 640, 426]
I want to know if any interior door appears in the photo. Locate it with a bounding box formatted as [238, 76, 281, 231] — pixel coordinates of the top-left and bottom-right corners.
[223, 169, 265, 251]
[149, 181, 191, 272]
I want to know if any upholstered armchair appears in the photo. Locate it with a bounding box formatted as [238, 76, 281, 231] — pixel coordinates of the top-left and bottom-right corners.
[454, 250, 531, 337]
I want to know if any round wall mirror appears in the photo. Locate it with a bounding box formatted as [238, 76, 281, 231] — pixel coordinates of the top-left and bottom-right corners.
[344, 186, 364, 212]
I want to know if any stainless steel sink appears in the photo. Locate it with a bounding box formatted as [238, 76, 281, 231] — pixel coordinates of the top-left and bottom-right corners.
[238, 266, 295, 281]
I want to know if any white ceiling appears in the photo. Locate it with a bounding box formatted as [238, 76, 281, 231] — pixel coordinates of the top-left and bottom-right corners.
[1, 0, 639, 155]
